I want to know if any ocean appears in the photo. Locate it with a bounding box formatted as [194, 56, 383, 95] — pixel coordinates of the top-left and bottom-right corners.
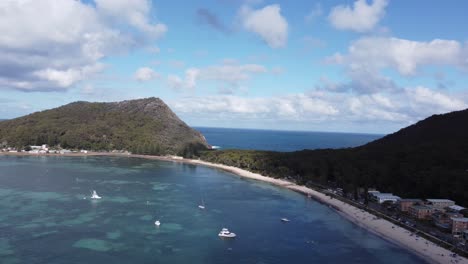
[195, 127, 383, 152]
[0, 156, 425, 264]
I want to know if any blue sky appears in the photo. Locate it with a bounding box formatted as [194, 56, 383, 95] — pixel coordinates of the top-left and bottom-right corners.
[1, 0, 468, 134]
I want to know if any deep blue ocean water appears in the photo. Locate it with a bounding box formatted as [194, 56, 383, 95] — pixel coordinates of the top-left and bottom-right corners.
[195, 127, 383, 152]
[0, 156, 425, 264]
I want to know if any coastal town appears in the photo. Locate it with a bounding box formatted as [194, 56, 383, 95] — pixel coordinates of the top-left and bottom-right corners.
[326, 188, 468, 256]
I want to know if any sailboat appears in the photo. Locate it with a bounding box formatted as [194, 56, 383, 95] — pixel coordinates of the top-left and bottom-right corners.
[90, 190, 102, 199]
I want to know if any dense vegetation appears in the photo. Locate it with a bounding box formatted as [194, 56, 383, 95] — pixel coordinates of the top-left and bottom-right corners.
[201, 109, 468, 206]
[0, 98, 209, 155]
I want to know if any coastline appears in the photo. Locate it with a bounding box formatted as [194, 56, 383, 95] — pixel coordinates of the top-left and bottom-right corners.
[1, 152, 467, 264]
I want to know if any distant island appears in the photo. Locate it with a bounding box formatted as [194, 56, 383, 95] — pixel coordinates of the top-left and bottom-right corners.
[0, 98, 209, 156]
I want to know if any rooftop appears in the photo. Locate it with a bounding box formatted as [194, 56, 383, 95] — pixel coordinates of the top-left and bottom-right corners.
[400, 199, 422, 202]
[448, 205, 466, 211]
[374, 193, 400, 199]
[426, 199, 454, 203]
[411, 205, 432, 210]
[451, 217, 468, 223]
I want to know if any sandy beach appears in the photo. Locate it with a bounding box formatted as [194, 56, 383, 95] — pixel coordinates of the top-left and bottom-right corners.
[2, 151, 467, 264]
[185, 158, 468, 264]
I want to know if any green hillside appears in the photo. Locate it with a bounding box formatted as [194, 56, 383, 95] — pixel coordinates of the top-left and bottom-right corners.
[0, 98, 209, 155]
[201, 109, 468, 206]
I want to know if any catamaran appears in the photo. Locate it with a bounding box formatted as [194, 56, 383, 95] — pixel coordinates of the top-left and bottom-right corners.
[218, 228, 236, 238]
[90, 190, 101, 199]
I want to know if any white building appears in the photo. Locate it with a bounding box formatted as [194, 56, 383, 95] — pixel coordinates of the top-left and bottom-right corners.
[368, 191, 401, 203]
[372, 192, 401, 204]
[447, 205, 466, 213]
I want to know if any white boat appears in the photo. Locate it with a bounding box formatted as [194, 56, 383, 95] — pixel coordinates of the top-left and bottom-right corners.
[198, 198, 206, 209]
[218, 228, 236, 238]
[90, 190, 101, 199]
[281, 218, 290, 222]
[154, 220, 161, 226]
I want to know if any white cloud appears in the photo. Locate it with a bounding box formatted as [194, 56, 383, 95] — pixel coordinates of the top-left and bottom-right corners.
[168, 68, 199, 90]
[328, 0, 388, 32]
[407, 86, 467, 113]
[134, 67, 160, 82]
[0, 0, 167, 91]
[34, 64, 104, 88]
[170, 87, 466, 131]
[95, 0, 167, 39]
[167, 62, 267, 91]
[328, 37, 468, 76]
[171, 94, 338, 121]
[239, 4, 288, 48]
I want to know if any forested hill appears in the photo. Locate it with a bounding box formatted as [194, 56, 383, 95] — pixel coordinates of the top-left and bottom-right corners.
[0, 98, 209, 155]
[365, 109, 468, 149]
[201, 109, 468, 206]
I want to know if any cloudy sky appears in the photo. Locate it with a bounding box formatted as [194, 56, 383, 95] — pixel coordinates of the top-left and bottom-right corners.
[1, 0, 467, 133]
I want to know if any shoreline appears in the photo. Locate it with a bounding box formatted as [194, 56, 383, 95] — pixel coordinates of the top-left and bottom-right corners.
[1, 152, 467, 264]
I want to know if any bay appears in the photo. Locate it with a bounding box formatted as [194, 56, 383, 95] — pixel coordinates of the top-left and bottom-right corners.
[0, 156, 424, 264]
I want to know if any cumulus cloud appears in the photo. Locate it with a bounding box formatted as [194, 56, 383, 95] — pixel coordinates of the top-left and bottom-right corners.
[0, 0, 167, 92]
[407, 86, 467, 113]
[328, 37, 468, 76]
[134, 67, 160, 82]
[328, 0, 388, 32]
[167, 62, 267, 91]
[95, 0, 167, 38]
[169, 86, 466, 131]
[239, 4, 288, 48]
[171, 94, 338, 120]
[168, 68, 200, 90]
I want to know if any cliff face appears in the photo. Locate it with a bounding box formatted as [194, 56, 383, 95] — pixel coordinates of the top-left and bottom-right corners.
[0, 97, 209, 155]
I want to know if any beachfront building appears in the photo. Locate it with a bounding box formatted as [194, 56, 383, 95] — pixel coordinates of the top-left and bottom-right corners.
[372, 193, 401, 204]
[451, 217, 468, 236]
[432, 212, 463, 230]
[447, 205, 466, 213]
[426, 199, 455, 211]
[409, 205, 434, 220]
[398, 199, 423, 212]
[367, 190, 379, 200]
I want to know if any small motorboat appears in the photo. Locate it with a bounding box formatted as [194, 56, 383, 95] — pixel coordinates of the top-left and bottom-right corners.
[218, 228, 236, 238]
[154, 220, 161, 226]
[90, 190, 101, 199]
[281, 218, 290, 222]
[198, 205, 205, 209]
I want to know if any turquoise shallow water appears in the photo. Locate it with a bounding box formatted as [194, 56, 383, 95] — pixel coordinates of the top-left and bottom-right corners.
[0, 156, 425, 264]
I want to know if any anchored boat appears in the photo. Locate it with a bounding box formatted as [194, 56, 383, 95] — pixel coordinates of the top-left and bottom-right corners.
[218, 228, 236, 238]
